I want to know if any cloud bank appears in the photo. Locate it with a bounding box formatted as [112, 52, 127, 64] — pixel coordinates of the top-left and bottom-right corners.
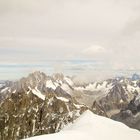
[0, 0, 140, 79]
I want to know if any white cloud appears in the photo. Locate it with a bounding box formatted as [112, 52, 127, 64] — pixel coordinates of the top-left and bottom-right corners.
[0, 0, 140, 79]
[82, 45, 106, 56]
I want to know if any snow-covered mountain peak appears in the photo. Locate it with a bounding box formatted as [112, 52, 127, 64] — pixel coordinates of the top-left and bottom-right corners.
[26, 110, 140, 140]
[0, 73, 88, 139]
[1, 72, 140, 136]
[0, 71, 75, 102]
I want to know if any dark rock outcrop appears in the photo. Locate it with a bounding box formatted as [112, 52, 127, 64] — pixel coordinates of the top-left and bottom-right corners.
[112, 96, 140, 130]
[0, 72, 88, 140]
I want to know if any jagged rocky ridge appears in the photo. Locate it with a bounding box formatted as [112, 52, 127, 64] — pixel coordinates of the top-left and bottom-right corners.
[0, 72, 87, 140]
[112, 95, 140, 130]
[73, 75, 140, 130]
[74, 77, 139, 113]
[0, 71, 140, 140]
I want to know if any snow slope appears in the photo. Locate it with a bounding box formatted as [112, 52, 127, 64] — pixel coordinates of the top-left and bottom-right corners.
[29, 86, 45, 100]
[25, 110, 140, 140]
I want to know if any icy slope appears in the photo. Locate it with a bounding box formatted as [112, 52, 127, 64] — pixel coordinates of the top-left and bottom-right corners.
[26, 110, 140, 140]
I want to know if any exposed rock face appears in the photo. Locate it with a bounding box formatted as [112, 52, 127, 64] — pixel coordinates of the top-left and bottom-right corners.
[0, 71, 74, 102]
[73, 75, 140, 130]
[112, 95, 140, 130]
[93, 83, 134, 117]
[73, 77, 140, 116]
[91, 101, 108, 117]
[0, 72, 87, 140]
[0, 80, 13, 102]
[1, 71, 140, 138]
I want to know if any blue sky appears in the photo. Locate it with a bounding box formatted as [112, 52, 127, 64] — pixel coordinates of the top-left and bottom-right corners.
[0, 0, 140, 80]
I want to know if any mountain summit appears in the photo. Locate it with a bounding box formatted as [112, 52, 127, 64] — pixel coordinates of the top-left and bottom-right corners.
[0, 72, 140, 139]
[26, 110, 140, 140]
[0, 71, 87, 140]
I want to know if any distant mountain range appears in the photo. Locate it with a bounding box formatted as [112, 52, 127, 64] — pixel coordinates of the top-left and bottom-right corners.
[0, 71, 140, 139]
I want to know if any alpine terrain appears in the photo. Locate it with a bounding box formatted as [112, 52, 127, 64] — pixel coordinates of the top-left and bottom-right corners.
[0, 71, 140, 140]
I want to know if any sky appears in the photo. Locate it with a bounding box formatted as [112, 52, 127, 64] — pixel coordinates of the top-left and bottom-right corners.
[0, 0, 140, 80]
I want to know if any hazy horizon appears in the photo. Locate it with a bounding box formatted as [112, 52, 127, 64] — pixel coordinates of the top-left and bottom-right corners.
[0, 0, 140, 80]
[0, 60, 139, 82]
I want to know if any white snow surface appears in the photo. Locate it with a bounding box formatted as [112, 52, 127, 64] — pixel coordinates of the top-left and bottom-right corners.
[25, 110, 140, 140]
[56, 97, 69, 102]
[64, 77, 73, 86]
[46, 80, 56, 90]
[30, 86, 45, 100]
[1, 87, 9, 93]
[61, 83, 72, 93]
[45, 78, 72, 94]
[75, 81, 113, 94]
